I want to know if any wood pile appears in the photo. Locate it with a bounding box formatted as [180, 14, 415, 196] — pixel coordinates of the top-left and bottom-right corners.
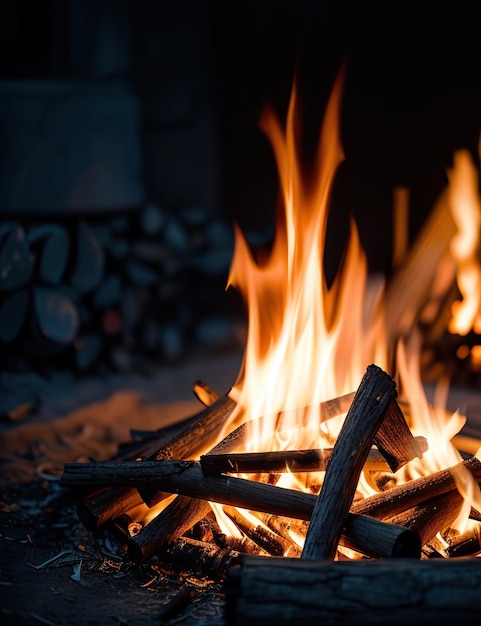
[60, 366, 481, 623]
[0, 205, 244, 418]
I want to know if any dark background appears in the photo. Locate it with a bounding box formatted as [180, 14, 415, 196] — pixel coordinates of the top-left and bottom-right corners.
[1, 1, 480, 272]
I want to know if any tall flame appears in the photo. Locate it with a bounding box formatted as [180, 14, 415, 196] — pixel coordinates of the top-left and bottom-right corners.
[227, 69, 387, 451]
[217, 68, 481, 546]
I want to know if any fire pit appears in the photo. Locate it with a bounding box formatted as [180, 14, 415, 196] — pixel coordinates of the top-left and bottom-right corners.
[2, 65, 481, 625]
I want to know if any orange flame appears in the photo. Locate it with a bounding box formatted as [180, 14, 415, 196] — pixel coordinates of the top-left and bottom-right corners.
[227, 69, 387, 452]
[217, 68, 481, 544]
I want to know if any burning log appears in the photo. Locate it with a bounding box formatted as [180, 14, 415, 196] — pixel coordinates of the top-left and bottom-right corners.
[301, 364, 397, 560]
[149, 394, 236, 461]
[158, 535, 242, 576]
[78, 394, 236, 527]
[128, 496, 211, 562]
[193, 379, 221, 406]
[200, 436, 428, 476]
[373, 398, 426, 472]
[62, 459, 420, 559]
[225, 555, 481, 625]
[77, 486, 145, 530]
[222, 505, 302, 557]
[387, 491, 464, 546]
[445, 524, 481, 557]
[351, 455, 481, 520]
[138, 393, 236, 506]
[62, 459, 319, 518]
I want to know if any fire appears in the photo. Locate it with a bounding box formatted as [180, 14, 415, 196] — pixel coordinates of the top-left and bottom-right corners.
[217, 68, 481, 545]
[448, 146, 481, 336]
[226, 68, 387, 452]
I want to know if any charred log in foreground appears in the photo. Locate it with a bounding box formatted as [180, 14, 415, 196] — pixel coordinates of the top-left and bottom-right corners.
[225, 555, 481, 626]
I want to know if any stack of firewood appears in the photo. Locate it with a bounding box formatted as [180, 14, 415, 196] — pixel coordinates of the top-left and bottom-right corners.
[0, 205, 247, 417]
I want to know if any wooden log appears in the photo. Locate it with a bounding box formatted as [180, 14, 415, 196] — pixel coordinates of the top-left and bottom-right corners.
[373, 398, 427, 472]
[27, 223, 69, 285]
[79, 398, 234, 527]
[62, 459, 319, 519]
[157, 535, 241, 575]
[351, 455, 481, 520]
[23, 287, 79, 358]
[250, 512, 420, 560]
[0, 288, 29, 343]
[77, 487, 144, 530]
[445, 524, 481, 557]
[193, 379, 221, 406]
[199, 438, 427, 476]
[63, 459, 420, 559]
[223, 505, 302, 557]
[139, 394, 236, 506]
[225, 555, 481, 625]
[387, 491, 464, 546]
[301, 364, 397, 560]
[128, 496, 210, 562]
[0, 223, 33, 291]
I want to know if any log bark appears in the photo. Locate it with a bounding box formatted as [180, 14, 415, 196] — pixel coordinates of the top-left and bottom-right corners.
[351, 455, 481, 520]
[225, 555, 481, 625]
[373, 399, 427, 471]
[223, 505, 302, 557]
[387, 491, 464, 546]
[139, 394, 236, 506]
[128, 496, 210, 562]
[199, 439, 427, 476]
[77, 486, 144, 530]
[301, 364, 397, 560]
[63, 459, 420, 559]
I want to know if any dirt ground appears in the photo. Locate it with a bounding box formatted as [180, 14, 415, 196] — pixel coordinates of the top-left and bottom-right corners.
[0, 352, 242, 626]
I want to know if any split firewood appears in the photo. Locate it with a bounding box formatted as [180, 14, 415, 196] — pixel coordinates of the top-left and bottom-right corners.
[226, 555, 481, 625]
[0, 289, 29, 343]
[223, 505, 302, 557]
[250, 512, 308, 545]
[27, 223, 69, 285]
[301, 364, 397, 560]
[63, 459, 420, 560]
[351, 455, 481, 520]
[77, 486, 145, 530]
[0, 223, 33, 291]
[23, 287, 79, 358]
[444, 524, 481, 557]
[199, 437, 428, 476]
[128, 496, 210, 562]
[373, 398, 427, 471]
[157, 535, 242, 575]
[387, 491, 464, 547]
